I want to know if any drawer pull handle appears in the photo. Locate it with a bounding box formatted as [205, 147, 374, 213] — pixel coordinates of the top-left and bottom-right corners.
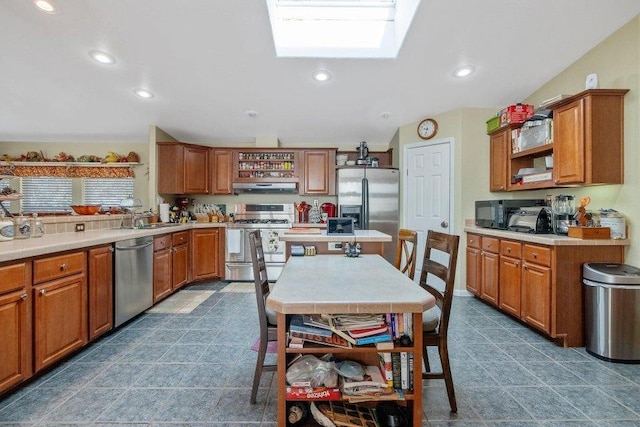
[21, 294, 28, 301]
[532, 253, 538, 258]
[40, 289, 46, 295]
[507, 248, 511, 253]
[60, 263, 67, 271]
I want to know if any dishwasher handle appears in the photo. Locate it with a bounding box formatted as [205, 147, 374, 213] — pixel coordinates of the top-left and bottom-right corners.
[116, 242, 153, 251]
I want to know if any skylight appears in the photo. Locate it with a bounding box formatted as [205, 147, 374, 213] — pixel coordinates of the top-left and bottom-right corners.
[266, 0, 420, 58]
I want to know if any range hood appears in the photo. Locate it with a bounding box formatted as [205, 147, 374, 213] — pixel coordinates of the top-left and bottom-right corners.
[232, 182, 298, 194]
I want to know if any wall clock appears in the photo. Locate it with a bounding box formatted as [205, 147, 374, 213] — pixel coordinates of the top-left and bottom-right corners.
[417, 118, 438, 140]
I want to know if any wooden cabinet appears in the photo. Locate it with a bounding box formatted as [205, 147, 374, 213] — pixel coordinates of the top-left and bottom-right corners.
[465, 230, 626, 346]
[489, 89, 628, 191]
[157, 142, 210, 194]
[33, 251, 87, 372]
[153, 234, 173, 303]
[154, 232, 191, 303]
[0, 261, 32, 395]
[465, 234, 482, 295]
[88, 245, 113, 341]
[211, 149, 233, 194]
[498, 240, 522, 317]
[172, 231, 190, 290]
[550, 89, 628, 186]
[335, 148, 393, 167]
[300, 150, 335, 195]
[489, 128, 509, 191]
[480, 237, 499, 305]
[191, 228, 224, 281]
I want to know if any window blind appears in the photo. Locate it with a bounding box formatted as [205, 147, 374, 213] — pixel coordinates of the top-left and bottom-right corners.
[21, 177, 73, 213]
[83, 178, 134, 207]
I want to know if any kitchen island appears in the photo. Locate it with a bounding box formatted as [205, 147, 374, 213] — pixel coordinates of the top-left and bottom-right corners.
[280, 229, 392, 257]
[267, 254, 435, 426]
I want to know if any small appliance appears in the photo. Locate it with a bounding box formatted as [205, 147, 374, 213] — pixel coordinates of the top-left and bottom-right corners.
[507, 206, 553, 234]
[320, 202, 336, 218]
[356, 141, 369, 164]
[551, 194, 576, 235]
[475, 199, 546, 230]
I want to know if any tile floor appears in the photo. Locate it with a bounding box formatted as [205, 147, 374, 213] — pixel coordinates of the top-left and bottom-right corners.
[1, 280, 639, 426]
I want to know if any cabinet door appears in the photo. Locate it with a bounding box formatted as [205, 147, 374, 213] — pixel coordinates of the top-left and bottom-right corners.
[153, 248, 173, 303]
[0, 290, 31, 394]
[465, 247, 481, 296]
[172, 243, 189, 290]
[301, 150, 335, 195]
[489, 129, 509, 191]
[157, 143, 184, 194]
[499, 255, 521, 317]
[191, 228, 221, 280]
[88, 246, 113, 341]
[521, 263, 552, 334]
[481, 251, 499, 305]
[33, 273, 87, 372]
[184, 145, 210, 194]
[212, 149, 233, 194]
[553, 99, 585, 185]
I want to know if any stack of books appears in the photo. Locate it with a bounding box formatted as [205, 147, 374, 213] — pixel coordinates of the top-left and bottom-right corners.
[340, 365, 402, 403]
[288, 314, 393, 348]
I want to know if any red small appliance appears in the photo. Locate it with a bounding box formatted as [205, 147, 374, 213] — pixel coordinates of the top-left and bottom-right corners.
[321, 202, 337, 218]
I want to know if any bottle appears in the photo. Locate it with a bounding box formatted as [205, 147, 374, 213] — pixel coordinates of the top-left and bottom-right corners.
[31, 213, 44, 238]
[14, 213, 31, 239]
[309, 199, 322, 224]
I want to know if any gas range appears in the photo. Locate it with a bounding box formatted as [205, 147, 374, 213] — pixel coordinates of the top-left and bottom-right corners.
[231, 218, 291, 228]
[229, 203, 295, 229]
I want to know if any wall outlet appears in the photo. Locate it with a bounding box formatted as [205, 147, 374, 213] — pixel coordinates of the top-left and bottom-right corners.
[75, 223, 85, 232]
[328, 242, 342, 251]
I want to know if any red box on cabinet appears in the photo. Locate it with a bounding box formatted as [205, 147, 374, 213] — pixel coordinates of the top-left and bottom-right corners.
[500, 104, 535, 126]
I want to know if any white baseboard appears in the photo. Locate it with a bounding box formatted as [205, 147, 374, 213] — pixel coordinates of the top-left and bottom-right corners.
[454, 289, 474, 297]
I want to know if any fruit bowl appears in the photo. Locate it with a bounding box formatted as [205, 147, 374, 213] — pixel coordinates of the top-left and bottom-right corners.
[70, 205, 101, 215]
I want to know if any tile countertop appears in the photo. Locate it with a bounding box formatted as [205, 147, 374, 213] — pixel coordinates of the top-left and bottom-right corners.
[464, 224, 630, 246]
[266, 254, 434, 314]
[279, 229, 392, 242]
[0, 222, 226, 263]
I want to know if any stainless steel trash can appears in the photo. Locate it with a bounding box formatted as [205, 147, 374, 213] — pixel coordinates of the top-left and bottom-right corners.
[583, 263, 640, 363]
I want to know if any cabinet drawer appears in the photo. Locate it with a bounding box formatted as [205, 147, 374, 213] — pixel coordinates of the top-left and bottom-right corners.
[467, 234, 481, 249]
[523, 244, 551, 267]
[481, 237, 499, 253]
[172, 231, 189, 246]
[500, 240, 522, 258]
[0, 261, 31, 294]
[154, 234, 172, 251]
[33, 252, 85, 284]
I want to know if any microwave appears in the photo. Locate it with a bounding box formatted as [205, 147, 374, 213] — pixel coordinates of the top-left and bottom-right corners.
[475, 199, 546, 229]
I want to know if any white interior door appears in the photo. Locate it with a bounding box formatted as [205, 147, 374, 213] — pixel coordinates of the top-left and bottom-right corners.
[403, 139, 452, 282]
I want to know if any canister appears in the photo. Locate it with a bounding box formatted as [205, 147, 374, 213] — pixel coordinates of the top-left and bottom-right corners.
[601, 212, 626, 239]
[0, 218, 14, 241]
[14, 214, 31, 239]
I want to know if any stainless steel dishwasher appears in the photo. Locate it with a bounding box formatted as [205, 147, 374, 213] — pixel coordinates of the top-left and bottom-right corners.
[114, 236, 154, 327]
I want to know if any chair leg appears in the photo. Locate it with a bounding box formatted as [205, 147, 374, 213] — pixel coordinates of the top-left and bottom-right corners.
[422, 345, 432, 373]
[438, 342, 457, 413]
[251, 337, 267, 404]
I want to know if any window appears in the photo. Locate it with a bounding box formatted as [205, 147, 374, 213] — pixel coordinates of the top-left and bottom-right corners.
[83, 178, 134, 208]
[21, 177, 73, 213]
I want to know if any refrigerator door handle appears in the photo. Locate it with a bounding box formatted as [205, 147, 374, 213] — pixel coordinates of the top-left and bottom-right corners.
[362, 177, 369, 229]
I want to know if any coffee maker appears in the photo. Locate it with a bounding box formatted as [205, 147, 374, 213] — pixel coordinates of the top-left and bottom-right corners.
[551, 194, 576, 234]
[356, 141, 369, 165]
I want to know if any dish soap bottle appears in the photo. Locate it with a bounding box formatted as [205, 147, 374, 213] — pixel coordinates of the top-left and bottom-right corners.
[31, 213, 44, 238]
[309, 199, 322, 224]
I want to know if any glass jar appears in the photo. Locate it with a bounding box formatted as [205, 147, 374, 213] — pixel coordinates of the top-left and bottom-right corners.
[0, 216, 14, 241]
[14, 213, 31, 239]
[31, 213, 44, 238]
[309, 200, 322, 224]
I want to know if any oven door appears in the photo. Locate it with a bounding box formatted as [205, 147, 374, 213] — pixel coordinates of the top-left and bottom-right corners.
[260, 228, 287, 263]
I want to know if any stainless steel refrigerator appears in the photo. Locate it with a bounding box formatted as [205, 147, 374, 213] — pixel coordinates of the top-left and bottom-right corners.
[337, 168, 399, 264]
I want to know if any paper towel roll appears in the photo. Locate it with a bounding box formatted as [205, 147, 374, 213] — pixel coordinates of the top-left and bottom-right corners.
[159, 203, 170, 223]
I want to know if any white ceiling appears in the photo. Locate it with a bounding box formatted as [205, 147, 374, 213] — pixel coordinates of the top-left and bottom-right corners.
[2, 1, 639, 147]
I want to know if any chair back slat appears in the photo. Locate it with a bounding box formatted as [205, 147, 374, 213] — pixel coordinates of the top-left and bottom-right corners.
[249, 230, 271, 336]
[395, 229, 418, 280]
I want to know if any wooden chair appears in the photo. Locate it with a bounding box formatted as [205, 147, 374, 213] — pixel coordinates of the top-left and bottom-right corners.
[248, 230, 278, 404]
[394, 229, 418, 281]
[419, 230, 460, 413]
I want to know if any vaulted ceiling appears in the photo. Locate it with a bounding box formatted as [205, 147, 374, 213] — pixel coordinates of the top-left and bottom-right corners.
[2, 1, 639, 147]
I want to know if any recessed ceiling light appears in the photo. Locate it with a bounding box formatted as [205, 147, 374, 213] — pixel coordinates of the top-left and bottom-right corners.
[453, 65, 475, 78]
[89, 50, 116, 65]
[245, 110, 259, 118]
[133, 88, 154, 99]
[312, 69, 332, 83]
[34, 0, 58, 14]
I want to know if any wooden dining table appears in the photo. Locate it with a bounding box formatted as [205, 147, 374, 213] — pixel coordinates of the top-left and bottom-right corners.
[266, 254, 436, 426]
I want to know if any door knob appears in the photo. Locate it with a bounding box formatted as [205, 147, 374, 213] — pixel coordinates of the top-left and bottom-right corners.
[40, 289, 47, 295]
[440, 221, 449, 228]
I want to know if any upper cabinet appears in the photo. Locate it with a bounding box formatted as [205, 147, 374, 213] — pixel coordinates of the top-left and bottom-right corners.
[490, 89, 628, 192]
[157, 142, 210, 194]
[300, 150, 336, 196]
[233, 149, 299, 182]
[211, 149, 233, 195]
